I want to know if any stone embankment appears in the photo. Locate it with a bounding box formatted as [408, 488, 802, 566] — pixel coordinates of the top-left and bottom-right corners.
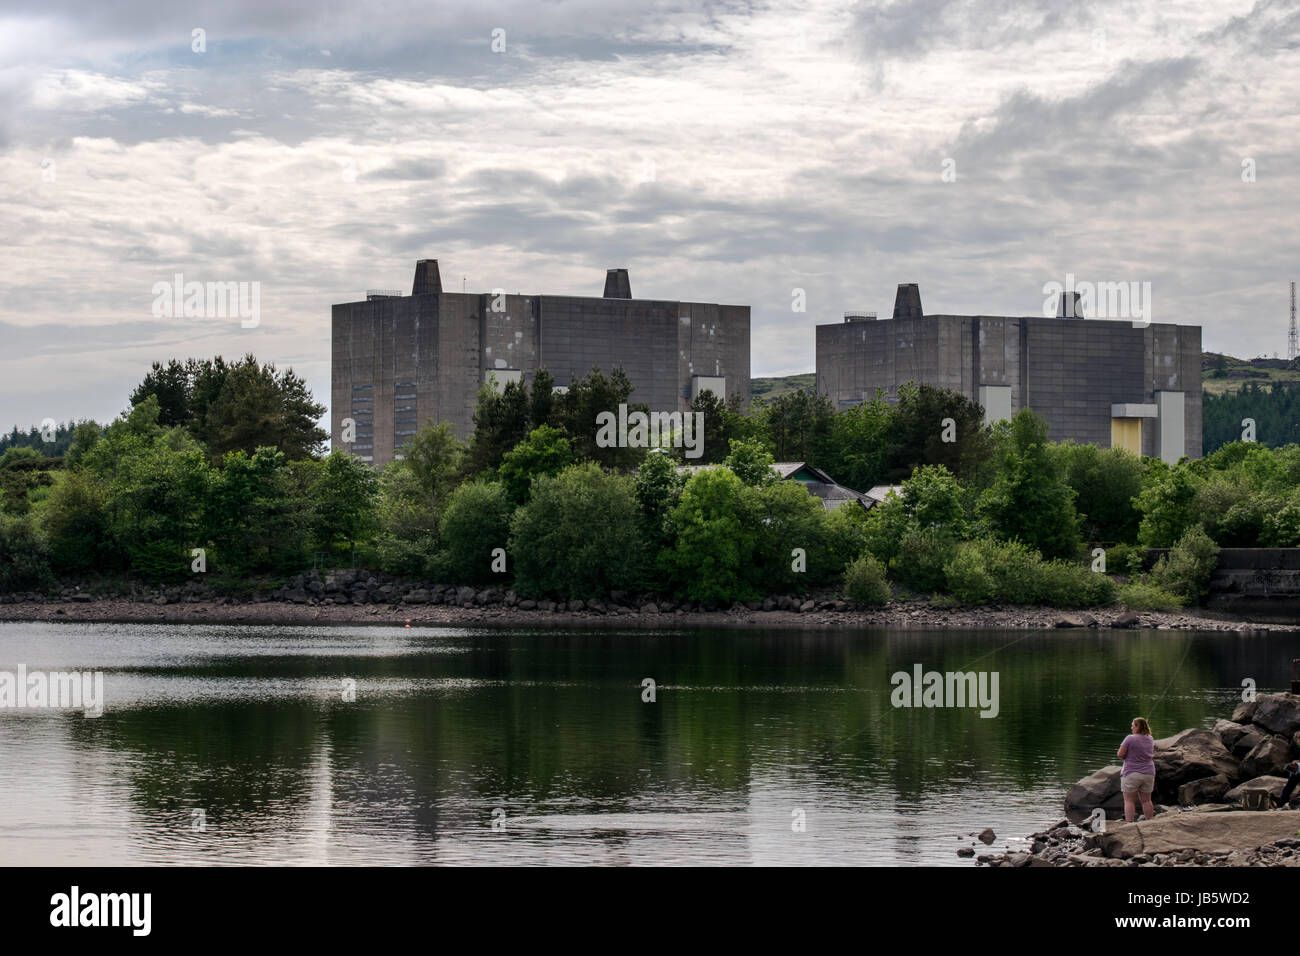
[976, 694, 1300, 866]
[0, 569, 1295, 630]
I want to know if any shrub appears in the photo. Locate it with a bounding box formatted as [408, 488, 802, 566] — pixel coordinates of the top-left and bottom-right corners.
[1118, 580, 1185, 611]
[437, 480, 513, 585]
[749, 480, 830, 593]
[889, 527, 957, 593]
[0, 515, 55, 592]
[1038, 560, 1117, 608]
[660, 467, 759, 603]
[509, 463, 646, 599]
[843, 555, 890, 606]
[1151, 525, 1219, 605]
[943, 537, 1041, 605]
[943, 543, 998, 604]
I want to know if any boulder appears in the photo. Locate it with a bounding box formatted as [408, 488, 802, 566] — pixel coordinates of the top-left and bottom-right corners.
[1095, 809, 1300, 859]
[1153, 728, 1241, 791]
[1253, 694, 1300, 737]
[1224, 775, 1289, 805]
[977, 828, 995, 844]
[1213, 718, 1252, 751]
[641, 603, 659, 614]
[1231, 700, 1258, 724]
[1177, 773, 1231, 806]
[1242, 735, 1296, 778]
[1112, 611, 1140, 629]
[455, 586, 477, 605]
[402, 589, 429, 604]
[1065, 766, 1124, 818]
[1231, 727, 1265, 760]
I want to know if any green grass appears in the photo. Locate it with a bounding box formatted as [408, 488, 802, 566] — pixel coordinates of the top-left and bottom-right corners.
[751, 373, 816, 403]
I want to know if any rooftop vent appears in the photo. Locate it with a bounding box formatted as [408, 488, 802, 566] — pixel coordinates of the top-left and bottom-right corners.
[892, 284, 923, 321]
[603, 268, 632, 299]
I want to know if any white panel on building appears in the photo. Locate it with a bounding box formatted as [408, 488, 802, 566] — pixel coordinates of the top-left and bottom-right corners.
[692, 375, 726, 401]
[1156, 390, 1185, 464]
[978, 385, 1012, 423]
[483, 368, 522, 393]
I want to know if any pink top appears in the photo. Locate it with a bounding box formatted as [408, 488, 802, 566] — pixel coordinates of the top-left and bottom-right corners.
[1120, 733, 1156, 776]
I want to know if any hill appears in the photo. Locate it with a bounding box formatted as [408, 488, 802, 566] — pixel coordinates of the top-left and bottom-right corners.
[1202, 352, 1300, 396]
[751, 373, 816, 403]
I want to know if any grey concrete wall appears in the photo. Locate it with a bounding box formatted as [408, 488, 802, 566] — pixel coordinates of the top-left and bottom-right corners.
[816, 311, 1203, 458]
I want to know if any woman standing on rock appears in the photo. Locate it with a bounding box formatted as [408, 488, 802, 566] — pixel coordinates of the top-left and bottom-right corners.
[1118, 717, 1157, 823]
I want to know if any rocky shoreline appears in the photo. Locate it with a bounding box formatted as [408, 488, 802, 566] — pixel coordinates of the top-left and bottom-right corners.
[0, 567, 1294, 631]
[978, 693, 1300, 866]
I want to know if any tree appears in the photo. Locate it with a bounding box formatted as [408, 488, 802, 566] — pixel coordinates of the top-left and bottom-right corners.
[203, 448, 305, 575]
[884, 383, 992, 482]
[43, 470, 110, 574]
[723, 436, 776, 487]
[1134, 459, 1202, 548]
[499, 425, 573, 505]
[464, 378, 532, 476]
[309, 450, 379, 556]
[749, 479, 831, 593]
[509, 463, 647, 598]
[661, 467, 758, 602]
[437, 480, 512, 585]
[976, 409, 1082, 560]
[1053, 443, 1143, 544]
[761, 389, 834, 463]
[687, 389, 731, 464]
[129, 355, 326, 461]
[634, 449, 684, 551]
[397, 422, 464, 507]
[823, 391, 891, 491]
[559, 366, 644, 469]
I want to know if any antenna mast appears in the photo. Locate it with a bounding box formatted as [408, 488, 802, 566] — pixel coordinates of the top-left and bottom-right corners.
[1290, 281, 1298, 362]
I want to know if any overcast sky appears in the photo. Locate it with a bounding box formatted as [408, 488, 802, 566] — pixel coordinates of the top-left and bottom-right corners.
[1, 0, 1298, 431]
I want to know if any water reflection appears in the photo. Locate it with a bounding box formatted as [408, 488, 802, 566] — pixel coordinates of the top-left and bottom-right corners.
[0, 622, 1296, 865]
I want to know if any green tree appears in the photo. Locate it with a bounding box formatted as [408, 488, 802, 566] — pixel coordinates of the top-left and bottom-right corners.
[309, 450, 379, 556]
[203, 447, 305, 575]
[723, 436, 776, 487]
[499, 425, 573, 505]
[1054, 443, 1144, 543]
[42, 470, 110, 574]
[437, 480, 513, 585]
[884, 383, 992, 482]
[762, 388, 834, 463]
[976, 409, 1081, 560]
[509, 463, 647, 598]
[824, 391, 891, 490]
[661, 467, 758, 602]
[749, 479, 830, 593]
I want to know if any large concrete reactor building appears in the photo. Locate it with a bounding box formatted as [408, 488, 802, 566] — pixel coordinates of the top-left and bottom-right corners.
[816, 284, 1202, 463]
[332, 259, 750, 466]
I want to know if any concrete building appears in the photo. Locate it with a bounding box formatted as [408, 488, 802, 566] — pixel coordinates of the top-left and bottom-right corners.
[816, 284, 1202, 463]
[332, 259, 750, 466]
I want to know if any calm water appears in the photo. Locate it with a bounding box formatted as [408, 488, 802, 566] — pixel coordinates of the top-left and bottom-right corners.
[1, 621, 1297, 866]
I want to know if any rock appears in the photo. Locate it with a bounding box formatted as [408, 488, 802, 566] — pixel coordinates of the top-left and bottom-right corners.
[760, 598, 775, 611]
[402, 589, 429, 604]
[480, 588, 505, 605]
[1153, 728, 1241, 792]
[977, 828, 996, 845]
[518, 600, 537, 610]
[1065, 766, 1124, 817]
[1096, 809, 1300, 859]
[1006, 853, 1032, 867]
[1242, 735, 1295, 778]
[1177, 773, 1231, 806]
[538, 600, 556, 612]
[956, 847, 974, 858]
[641, 603, 659, 614]
[69, 593, 93, 602]
[1224, 775, 1289, 806]
[798, 600, 815, 612]
[1231, 700, 1258, 724]
[609, 590, 630, 605]
[1213, 718, 1252, 751]
[1054, 615, 1088, 628]
[1253, 694, 1300, 737]
[455, 586, 477, 606]
[1231, 727, 1265, 760]
[1113, 611, 1140, 629]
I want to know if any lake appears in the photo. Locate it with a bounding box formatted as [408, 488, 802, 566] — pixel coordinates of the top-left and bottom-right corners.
[1, 621, 1295, 866]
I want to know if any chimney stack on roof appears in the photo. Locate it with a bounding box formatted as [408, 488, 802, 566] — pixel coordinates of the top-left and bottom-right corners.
[413, 259, 442, 296]
[1058, 290, 1084, 319]
[892, 283, 923, 321]
[603, 268, 632, 299]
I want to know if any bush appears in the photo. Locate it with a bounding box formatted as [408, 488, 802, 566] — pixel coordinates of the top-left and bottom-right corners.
[437, 480, 513, 585]
[1151, 525, 1219, 605]
[889, 527, 957, 593]
[944, 537, 1041, 605]
[0, 515, 55, 592]
[660, 467, 758, 603]
[1038, 560, 1117, 608]
[843, 555, 891, 606]
[1118, 580, 1185, 611]
[509, 463, 646, 599]
[942, 543, 998, 604]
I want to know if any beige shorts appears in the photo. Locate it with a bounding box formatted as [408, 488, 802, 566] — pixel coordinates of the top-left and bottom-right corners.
[1121, 772, 1155, 794]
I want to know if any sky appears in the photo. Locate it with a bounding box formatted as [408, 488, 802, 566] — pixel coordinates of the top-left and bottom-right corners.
[1, 0, 1298, 431]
